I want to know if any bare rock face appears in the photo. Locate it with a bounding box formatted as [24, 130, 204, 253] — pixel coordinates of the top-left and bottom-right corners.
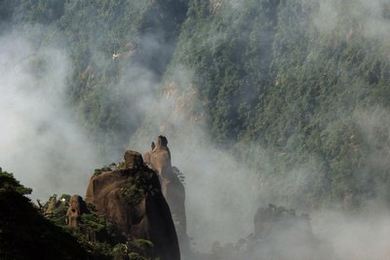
[145, 136, 172, 187]
[143, 136, 189, 251]
[85, 151, 180, 260]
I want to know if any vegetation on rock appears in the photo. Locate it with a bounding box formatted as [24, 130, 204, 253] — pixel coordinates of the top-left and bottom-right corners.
[0, 167, 157, 259]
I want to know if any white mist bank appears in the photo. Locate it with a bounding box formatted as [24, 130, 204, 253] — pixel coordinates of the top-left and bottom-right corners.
[311, 207, 390, 260]
[0, 30, 101, 200]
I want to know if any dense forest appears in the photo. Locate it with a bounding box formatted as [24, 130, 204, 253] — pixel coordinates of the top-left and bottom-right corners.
[0, 0, 390, 252]
[171, 0, 390, 208]
[1, 0, 389, 207]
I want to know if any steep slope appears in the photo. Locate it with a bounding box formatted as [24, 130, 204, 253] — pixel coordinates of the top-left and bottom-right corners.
[0, 169, 88, 260]
[164, 0, 390, 206]
[0, 0, 189, 157]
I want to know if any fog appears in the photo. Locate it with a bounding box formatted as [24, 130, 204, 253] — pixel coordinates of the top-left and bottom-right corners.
[0, 0, 389, 259]
[126, 0, 390, 257]
[0, 29, 102, 200]
[314, 0, 390, 45]
[312, 207, 390, 259]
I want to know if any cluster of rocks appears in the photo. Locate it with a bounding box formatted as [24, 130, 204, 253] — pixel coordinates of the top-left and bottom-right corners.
[48, 136, 187, 260]
[40, 136, 330, 260]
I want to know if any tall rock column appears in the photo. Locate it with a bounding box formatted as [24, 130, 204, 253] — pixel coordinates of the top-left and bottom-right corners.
[143, 136, 189, 253]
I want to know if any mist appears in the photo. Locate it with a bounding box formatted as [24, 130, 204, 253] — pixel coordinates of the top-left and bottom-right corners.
[127, 0, 390, 257]
[0, 28, 102, 200]
[0, 0, 390, 259]
[314, 0, 390, 45]
[312, 207, 390, 259]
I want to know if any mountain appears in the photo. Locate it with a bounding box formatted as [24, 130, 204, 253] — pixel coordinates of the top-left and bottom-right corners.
[1, 0, 388, 207]
[0, 2, 390, 257]
[168, 0, 390, 207]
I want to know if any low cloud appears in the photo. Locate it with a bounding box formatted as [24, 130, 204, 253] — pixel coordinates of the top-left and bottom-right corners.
[0, 29, 101, 200]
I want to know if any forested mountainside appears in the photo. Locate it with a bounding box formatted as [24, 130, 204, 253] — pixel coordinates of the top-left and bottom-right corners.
[1, 0, 389, 208]
[0, 0, 188, 154]
[172, 0, 390, 208]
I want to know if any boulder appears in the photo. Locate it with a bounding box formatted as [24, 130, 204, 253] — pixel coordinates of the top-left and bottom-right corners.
[86, 150, 180, 260]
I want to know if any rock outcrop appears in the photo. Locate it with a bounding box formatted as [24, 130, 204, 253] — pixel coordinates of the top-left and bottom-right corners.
[208, 204, 330, 260]
[143, 136, 189, 251]
[249, 204, 325, 259]
[86, 150, 180, 260]
[66, 195, 88, 229]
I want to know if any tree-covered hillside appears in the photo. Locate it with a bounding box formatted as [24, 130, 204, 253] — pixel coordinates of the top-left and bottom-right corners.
[1, 0, 189, 156]
[1, 0, 389, 208]
[169, 0, 390, 207]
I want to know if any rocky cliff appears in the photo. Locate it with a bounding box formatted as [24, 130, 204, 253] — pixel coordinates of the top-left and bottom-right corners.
[143, 136, 189, 253]
[0, 142, 185, 259]
[86, 150, 181, 260]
